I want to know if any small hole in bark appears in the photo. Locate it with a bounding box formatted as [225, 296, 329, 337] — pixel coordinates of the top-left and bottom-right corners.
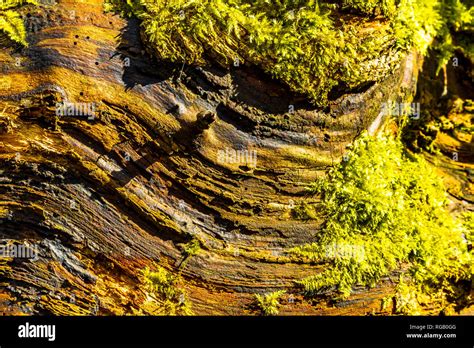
[239, 165, 252, 172]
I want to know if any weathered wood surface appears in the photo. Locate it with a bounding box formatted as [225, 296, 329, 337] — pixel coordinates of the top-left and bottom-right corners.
[0, 0, 430, 315]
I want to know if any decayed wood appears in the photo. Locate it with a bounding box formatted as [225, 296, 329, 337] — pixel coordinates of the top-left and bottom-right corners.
[0, 0, 429, 315]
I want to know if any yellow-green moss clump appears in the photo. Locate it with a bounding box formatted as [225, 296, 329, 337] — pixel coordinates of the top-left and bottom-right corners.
[292, 132, 472, 311]
[142, 266, 193, 315]
[0, 0, 37, 46]
[254, 290, 286, 316]
[104, 0, 469, 105]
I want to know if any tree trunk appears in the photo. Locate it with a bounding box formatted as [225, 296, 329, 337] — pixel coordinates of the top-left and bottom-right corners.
[0, 0, 448, 316]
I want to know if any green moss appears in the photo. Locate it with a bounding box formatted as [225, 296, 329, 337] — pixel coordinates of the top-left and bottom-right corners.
[292, 132, 472, 308]
[0, 0, 37, 46]
[182, 238, 201, 257]
[177, 238, 202, 269]
[340, 0, 397, 16]
[292, 203, 319, 220]
[254, 290, 286, 316]
[104, 0, 451, 106]
[431, 0, 473, 72]
[142, 266, 193, 315]
[462, 211, 474, 244]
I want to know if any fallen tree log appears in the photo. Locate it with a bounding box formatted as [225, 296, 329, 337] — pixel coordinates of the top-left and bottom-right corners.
[0, 0, 470, 316]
